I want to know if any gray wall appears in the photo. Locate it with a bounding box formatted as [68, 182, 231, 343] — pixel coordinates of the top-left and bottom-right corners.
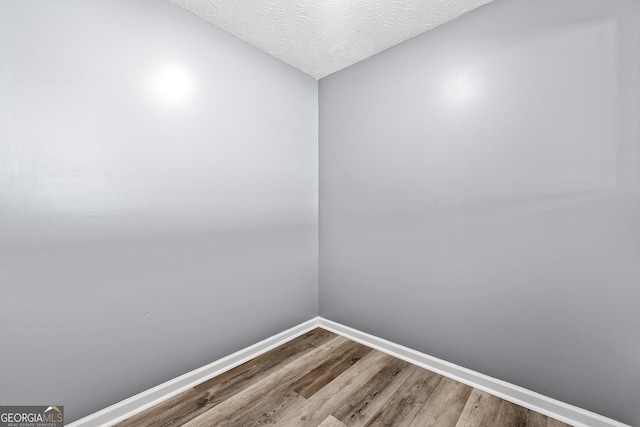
[0, 0, 317, 423]
[319, 0, 640, 425]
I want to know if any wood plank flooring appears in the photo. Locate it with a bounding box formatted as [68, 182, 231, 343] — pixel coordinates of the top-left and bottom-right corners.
[115, 329, 572, 427]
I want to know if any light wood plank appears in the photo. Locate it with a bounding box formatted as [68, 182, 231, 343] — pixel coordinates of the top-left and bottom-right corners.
[228, 388, 304, 427]
[455, 388, 503, 427]
[292, 340, 372, 398]
[113, 389, 202, 427]
[279, 350, 393, 427]
[332, 357, 416, 426]
[230, 340, 373, 426]
[410, 377, 474, 426]
[363, 366, 443, 426]
[493, 399, 530, 427]
[192, 328, 335, 401]
[548, 417, 572, 427]
[318, 415, 348, 427]
[181, 335, 351, 427]
[116, 328, 575, 427]
[528, 410, 551, 427]
[116, 328, 336, 427]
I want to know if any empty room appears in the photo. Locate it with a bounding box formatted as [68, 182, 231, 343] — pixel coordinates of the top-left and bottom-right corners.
[1, 0, 638, 426]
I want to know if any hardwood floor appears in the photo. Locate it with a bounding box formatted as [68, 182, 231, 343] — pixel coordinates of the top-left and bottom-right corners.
[115, 329, 571, 427]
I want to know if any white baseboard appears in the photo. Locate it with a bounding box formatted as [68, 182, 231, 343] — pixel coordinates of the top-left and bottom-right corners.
[316, 318, 631, 427]
[66, 318, 320, 427]
[68, 316, 630, 427]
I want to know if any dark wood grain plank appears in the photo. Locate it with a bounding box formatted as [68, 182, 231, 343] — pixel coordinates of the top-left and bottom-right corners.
[116, 328, 576, 427]
[193, 327, 336, 399]
[280, 350, 394, 427]
[116, 328, 336, 427]
[292, 340, 372, 398]
[227, 387, 304, 427]
[181, 335, 352, 427]
[548, 417, 573, 427]
[455, 388, 503, 427]
[527, 410, 550, 427]
[332, 357, 415, 426]
[410, 376, 474, 426]
[115, 389, 202, 427]
[493, 399, 530, 427]
[364, 365, 443, 426]
[319, 415, 348, 427]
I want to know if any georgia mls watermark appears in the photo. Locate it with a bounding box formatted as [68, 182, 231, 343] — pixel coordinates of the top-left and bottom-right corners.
[0, 406, 63, 427]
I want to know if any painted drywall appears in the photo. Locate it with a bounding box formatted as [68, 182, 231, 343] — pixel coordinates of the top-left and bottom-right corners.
[319, 0, 640, 425]
[0, 0, 317, 423]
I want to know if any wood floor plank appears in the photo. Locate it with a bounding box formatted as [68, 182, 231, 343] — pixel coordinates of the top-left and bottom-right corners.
[292, 340, 372, 398]
[454, 388, 503, 427]
[363, 365, 443, 426]
[318, 415, 348, 427]
[180, 335, 351, 427]
[280, 350, 394, 427]
[114, 389, 202, 427]
[227, 387, 304, 427]
[527, 410, 551, 427]
[116, 328, 336, 427]
[331, 357, 415, 426]
[254, 386, 309, 424]
[548, 417, 572, 427]
[116, 328, 576, 427]
[409, 377, 474, 427]
[192, 328, 335, 399]
[493, 399, 530, 427]
[230, 339, 378, 427]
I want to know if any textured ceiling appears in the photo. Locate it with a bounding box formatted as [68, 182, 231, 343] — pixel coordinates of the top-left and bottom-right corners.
[170, 0, 495, 79]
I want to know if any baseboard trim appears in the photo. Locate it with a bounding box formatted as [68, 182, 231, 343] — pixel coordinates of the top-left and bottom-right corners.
[68, 316, 630, 427]
[317, 317, 630, 427]
[66, 317, 320, 427]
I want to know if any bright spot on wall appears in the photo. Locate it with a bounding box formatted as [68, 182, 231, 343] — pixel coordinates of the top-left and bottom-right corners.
[150, 64, 194, 107]
[444, 69, 479, 106]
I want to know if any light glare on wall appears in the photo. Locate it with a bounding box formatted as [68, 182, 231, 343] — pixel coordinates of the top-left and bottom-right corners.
[150, 63, 194, 107]
[444, 69, 479, 106]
